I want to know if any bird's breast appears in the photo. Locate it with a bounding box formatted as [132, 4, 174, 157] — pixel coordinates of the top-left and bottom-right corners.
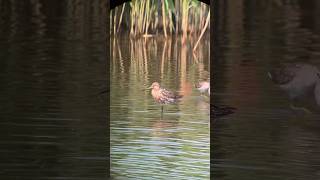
[151, 89, 161, 100]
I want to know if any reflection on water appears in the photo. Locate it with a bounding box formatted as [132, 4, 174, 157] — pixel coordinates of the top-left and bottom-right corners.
[110, 35, 210, 179]
[213, 0, 320, 179]
[0, 1, 106, 179]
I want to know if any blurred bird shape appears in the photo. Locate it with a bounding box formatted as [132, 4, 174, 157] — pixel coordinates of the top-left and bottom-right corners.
[195, 81, 210, 95]
[268, 63, 320, 111]
[212, 105, 236, 118]
[268, 63, 320, 98]
[195, 81, 236, 117]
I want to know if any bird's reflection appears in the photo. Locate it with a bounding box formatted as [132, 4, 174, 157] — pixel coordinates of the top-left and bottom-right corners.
[195, 81, 236, 118]
[151, 116, 180, 137]
[268, 63, 320, 112]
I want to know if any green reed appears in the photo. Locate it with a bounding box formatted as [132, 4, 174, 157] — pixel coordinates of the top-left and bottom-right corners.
[110, 0, 210, 38]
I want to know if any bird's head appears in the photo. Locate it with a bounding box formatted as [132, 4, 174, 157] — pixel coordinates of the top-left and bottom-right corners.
[148, 82, 160, 90]
[195, 81, 210, 90]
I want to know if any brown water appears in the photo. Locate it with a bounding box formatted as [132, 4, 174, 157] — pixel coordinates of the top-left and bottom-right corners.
[0, 1, 107, 179]
[213, 0, 320, 179]
[110, 34, 210, 179]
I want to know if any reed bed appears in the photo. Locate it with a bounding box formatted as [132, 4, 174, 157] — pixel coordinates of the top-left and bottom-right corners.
[110, 0, 210, 39]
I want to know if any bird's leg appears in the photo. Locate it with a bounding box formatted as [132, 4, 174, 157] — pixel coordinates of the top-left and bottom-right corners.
[161, 106, 164, 113]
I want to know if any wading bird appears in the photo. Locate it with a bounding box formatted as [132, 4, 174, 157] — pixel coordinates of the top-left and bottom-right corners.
[148, 82, 183, 113]
[195, 81, 210, 95]
[268, 63, 320, 112]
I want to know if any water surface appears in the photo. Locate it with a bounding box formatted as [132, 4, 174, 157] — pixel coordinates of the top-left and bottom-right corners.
[0, 1, 107, 179]
[213, 0, 320, 179]
[110, 35, 210, 179]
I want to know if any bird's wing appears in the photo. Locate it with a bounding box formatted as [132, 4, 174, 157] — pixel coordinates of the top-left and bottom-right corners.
[270, 65, 297, 85]
[160, 88, 176, 99]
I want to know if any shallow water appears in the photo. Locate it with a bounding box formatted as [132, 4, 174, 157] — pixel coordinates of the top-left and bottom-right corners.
[213, 0, 320, 179]
[0, 1, 107, 179]
[110, 35, 210, 179]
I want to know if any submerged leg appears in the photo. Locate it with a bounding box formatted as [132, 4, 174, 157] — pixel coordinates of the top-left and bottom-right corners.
[161, 108, 163, 119]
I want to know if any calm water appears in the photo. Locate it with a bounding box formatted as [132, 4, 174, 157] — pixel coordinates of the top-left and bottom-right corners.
[213, 0, 320, 179]
[110, 35, 210, 179]
[0, 1, 107, 179]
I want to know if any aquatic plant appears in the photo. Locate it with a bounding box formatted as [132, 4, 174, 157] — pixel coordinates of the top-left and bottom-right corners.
[110, 0, 210, 38]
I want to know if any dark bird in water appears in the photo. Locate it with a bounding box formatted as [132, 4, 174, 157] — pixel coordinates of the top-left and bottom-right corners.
[268, 63, 320, 98]
[268, 63, 320, 112]
[212, 105, 236, 118]
[149, 82, 183, 113]
[195, 81, 235, 117]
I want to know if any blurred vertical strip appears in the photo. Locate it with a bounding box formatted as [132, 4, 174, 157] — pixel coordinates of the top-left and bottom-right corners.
[210, 0, 215, 178]
[106, 0, 110, 178]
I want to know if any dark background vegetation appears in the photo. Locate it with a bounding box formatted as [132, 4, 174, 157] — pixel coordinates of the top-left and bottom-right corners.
[0, 0, 108, 179]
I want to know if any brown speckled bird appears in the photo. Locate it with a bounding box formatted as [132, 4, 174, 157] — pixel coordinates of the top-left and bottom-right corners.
[149, 82, 183, 113]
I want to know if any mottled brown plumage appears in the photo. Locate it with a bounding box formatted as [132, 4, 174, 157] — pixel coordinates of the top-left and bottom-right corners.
[149, 82, 183, 105]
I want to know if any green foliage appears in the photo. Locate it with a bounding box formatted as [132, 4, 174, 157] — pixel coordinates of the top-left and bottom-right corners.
[110, 0, 210, 37]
